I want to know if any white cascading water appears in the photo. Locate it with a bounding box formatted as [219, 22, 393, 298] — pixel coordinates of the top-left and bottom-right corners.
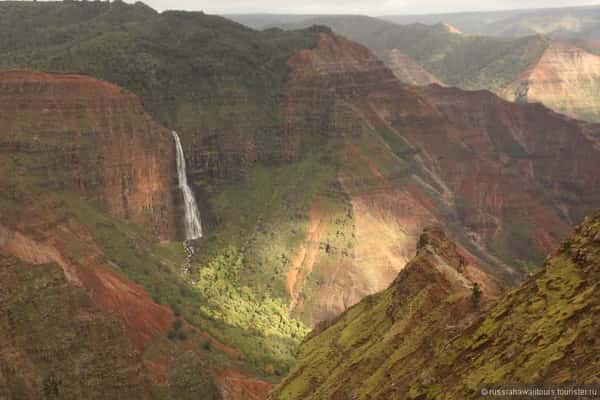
[171, 131, 203, 241]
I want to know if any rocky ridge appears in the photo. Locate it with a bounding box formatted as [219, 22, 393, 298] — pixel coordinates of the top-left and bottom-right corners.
[271, 210, 600, 399]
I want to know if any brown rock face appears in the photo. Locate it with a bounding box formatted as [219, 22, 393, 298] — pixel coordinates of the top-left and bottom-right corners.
[271, 211, 600, 400]
[501, 41, 600, 122]
[0, 70, 175, 240]
[418, 84, 600, 232]
[270, 225, 499, 400]
[383, 49, 443, 86]
[282, 32, 600, 325]
[0, 71, 235, 399]
[283, 33, 439, 324]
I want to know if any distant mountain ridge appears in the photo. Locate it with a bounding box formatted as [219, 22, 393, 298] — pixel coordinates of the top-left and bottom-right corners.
[382, 4, 600, 40]
[226, 5, 600, 41]
[263, 14, 600, 122]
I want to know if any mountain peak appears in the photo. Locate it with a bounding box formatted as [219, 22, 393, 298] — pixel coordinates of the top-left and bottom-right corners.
[416, 226, 465, 269]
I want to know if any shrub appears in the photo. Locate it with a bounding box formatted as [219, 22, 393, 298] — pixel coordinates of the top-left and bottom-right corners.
[471, 282, 482, 309]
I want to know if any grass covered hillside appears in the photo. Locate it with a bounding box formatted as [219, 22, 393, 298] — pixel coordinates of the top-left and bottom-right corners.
[271, 210, 600, 399]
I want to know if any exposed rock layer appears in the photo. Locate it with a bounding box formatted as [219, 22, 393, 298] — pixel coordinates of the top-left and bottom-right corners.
[271, 210, 600, 399]
[281, 32, 600, 325]
[0, 71, 266, 400]
[0, 70, 176, 240]
[502, 41, 600, 122]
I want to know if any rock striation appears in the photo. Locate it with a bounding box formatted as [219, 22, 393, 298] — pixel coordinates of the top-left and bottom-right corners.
[0, 70, 176, 240]
[271, 210, 600, 399]
[502, 41, 600, 122]
[280, 32, 600, 325]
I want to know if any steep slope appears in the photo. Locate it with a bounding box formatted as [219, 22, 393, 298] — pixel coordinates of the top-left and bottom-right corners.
[270, 226, 498, 400]
[0, 71, 279, 399]
[275, 16, 549, 92]
[502, 41, 600, 121]
[0, 256, 161, 400]
[277, 16, 600, 122]
[277, 30, 600, 325]
[410, 210, 600, 398]
[0, 70, 176, 239]
[271, 210, 600, 400]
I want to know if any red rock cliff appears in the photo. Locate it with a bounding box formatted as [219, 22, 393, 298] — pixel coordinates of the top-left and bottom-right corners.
[282, 32, 600, 325]
[0, 70, 176, 240]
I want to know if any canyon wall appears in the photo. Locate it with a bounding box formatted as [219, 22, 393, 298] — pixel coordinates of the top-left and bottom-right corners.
[271, 210, 600, 400]
[0, 71, 176, 240]
[0, 71, 270, 399]
[280, 32, 600, 325]
[502, 41, 600, 122]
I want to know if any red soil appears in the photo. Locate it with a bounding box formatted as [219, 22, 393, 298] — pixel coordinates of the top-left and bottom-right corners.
[217, 369, 274, 400]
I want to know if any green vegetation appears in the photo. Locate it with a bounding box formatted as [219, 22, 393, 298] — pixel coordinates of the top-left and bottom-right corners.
[54, 193, 304, 375]
[272, 211, 600, 400]
[0, 256, 158, 399]
[193, 246, 308, 341]
[197, 149, 338, 297]
[0, 1, 318, 143]
[491, 216, 546, 271]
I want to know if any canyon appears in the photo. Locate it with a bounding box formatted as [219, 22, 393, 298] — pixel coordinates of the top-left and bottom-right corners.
[263, 15, 600, 122]
[1, 2, 600, 399]
[277, 30, 600, 325]
[0, 70, 269, 399]
[271, 210, 600, 399]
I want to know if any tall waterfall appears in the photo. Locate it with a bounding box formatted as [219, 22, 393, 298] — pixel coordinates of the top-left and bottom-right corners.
[171, 131, 203, 240]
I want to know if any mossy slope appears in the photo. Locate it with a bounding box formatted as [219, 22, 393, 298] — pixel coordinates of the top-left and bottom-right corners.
[271, 211, 600, 399]
[270, 227, 493, 400]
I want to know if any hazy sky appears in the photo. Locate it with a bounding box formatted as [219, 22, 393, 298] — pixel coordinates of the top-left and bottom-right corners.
[141, 0, 600, 15]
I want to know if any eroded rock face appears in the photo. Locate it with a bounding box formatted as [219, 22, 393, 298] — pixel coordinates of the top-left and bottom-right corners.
[281, 32, 600, 326]
[0, 70, 176, 240]
[271, 210, 600, 400]
[502, 41, 600, 122]
[282, 34, 438, 325]
[0, 71, 243, 399]
[270, 226, 499, 400]
[419, 84, 600, 233]
[383, 49, 443, 86]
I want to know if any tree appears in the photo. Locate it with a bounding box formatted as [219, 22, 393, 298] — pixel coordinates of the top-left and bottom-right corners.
[471, 282, 482, 309]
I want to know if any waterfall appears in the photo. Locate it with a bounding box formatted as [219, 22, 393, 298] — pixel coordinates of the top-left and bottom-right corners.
[171, 131, 203, 241]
